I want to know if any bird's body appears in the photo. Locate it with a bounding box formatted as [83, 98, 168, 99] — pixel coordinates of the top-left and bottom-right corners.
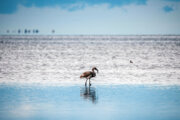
[80, 71, 96, 79]
[80, 67, 98, 86]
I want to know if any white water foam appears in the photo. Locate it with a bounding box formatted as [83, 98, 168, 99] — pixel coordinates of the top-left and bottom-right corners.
[0, 35, 180, 86]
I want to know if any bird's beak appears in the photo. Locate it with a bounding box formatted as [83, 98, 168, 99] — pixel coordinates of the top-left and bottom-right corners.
[95, 68, 99, 73]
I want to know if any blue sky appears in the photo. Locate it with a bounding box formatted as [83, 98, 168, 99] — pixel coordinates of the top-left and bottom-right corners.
[0, 0, 180, 34]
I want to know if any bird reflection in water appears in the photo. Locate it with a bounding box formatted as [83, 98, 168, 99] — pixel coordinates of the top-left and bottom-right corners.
[80, 86, 98, 104]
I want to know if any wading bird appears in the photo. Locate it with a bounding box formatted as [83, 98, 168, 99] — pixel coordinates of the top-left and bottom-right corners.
[80, 67, 99, 86]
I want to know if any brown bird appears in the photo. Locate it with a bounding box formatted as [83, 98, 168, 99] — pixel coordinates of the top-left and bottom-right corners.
[80, 67, 99, 86]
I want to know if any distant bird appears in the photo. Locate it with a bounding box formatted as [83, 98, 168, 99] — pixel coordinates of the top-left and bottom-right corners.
[130, 60, 133, 63]
[80, 67, 99, 86]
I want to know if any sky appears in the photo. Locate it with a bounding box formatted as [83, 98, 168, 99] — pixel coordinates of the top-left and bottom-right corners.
[0, 0, 180, 35]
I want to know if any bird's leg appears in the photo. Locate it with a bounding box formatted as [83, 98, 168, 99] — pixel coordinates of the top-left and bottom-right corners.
[89, 79, 91, 86]
[85, 79, 88, 86]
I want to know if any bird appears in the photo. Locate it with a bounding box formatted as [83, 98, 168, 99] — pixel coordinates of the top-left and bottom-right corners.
[80, 67, 99, 86]
[130, 60, 133, 63]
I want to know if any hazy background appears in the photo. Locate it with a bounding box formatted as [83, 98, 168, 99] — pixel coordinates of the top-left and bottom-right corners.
[0, 0, 180, 35]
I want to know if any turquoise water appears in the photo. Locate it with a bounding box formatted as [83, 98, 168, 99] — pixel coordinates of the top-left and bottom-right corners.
[0, 85, 180, 120]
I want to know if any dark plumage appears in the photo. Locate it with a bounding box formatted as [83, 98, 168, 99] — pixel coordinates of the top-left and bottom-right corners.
[80, 67, 99, 86]
[130, 60, 133, 63]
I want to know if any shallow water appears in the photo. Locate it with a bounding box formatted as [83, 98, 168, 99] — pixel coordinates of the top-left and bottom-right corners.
[0, 35, 180, 120]
[0, 85, 180, 120]
[0, 35, 180, 85]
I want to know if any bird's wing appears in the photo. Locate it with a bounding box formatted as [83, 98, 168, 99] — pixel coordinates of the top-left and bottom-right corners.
[80, 71, 92, 78]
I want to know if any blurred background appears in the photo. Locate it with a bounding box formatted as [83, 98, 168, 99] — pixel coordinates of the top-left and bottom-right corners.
[0, 0, 180, 35]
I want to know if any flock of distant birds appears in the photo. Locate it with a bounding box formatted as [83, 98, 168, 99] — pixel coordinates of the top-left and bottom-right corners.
[80, 60, 133, 86]
[5, 29, 55, 34]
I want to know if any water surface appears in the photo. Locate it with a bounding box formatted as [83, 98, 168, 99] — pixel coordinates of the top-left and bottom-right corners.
[0, 35, 180, 120]
[0, 35, 180, 85]
[0, 85, 180, 120]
